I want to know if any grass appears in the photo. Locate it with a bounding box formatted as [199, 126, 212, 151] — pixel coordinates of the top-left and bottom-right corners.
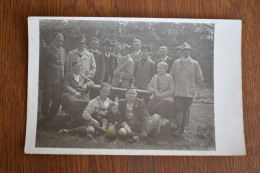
[35, 103, 215, 151]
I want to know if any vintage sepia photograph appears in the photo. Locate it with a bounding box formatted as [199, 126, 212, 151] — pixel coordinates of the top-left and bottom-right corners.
[25, 17, 244, 155]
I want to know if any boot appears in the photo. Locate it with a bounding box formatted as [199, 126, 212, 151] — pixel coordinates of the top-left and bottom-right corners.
[174, 112, 183, 135]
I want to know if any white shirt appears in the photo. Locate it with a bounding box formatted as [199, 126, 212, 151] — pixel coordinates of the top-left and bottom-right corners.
[161, 56, 169, 62]
[73, 74, 80, 83]
[134, 49, 141, 56]
[105, 52, 111, 58]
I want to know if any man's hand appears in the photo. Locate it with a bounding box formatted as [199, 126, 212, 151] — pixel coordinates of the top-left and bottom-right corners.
[154, 93, 162, 98]
[91, 118, 100, 128]
[75, 91, 81, 98]
[86, 81, 94, 87]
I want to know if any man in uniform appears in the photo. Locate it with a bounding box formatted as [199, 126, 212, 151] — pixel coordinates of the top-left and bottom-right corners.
[170, 42, 204, 135]
[155, 46, 174, 74]
[134, 45, 156, 102]
[41, 33, 66, 121]
[65, 35, 96, 78]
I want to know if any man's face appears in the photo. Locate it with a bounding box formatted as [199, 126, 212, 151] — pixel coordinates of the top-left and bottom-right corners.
[133, 40, 141, 51]
[120, 46, 128, 56]
[91, 40, 98, 50]
[157, 64, 166, 75]
[182, 49, 191, 59]
[111, 106, 119, 115]
[159, 47, 167, 58]
[100, 86, 111, 97]
[53, 35, 64, 48]
[72, 63, 82, 75]
[126, 89, 137, 101]
[77, 42, 85, 49]
[114, 43, 121, 53]
[142, 50, 149, 58]
[105, 45, 112, 53]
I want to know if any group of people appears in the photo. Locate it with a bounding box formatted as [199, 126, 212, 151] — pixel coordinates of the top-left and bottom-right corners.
[40, 32, 204, 140]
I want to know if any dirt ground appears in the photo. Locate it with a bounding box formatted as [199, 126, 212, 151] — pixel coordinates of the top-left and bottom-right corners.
[35, 103, 215, 151]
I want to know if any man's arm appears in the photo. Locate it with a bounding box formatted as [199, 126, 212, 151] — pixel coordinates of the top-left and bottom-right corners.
[156, 76, 174, 98]
[82, 100, 101, 127]
[99, 53, 105, 82]
[169, 61, 176, 80]
[151, 61, 157, 77]
[65, 52, 72, 75]
[119, 61, 134, 80]
[62, 75, 78, 94]
[195, 62, 204, 87]
[147, 76, 159, 94]
[139, 100, 151, 133]
[89, 54, 96, 78]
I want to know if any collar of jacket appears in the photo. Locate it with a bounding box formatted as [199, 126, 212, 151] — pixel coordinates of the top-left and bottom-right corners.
[161, 55, 169, 62]
[120, 54, 131, 63]
[105, 51, 111, 57]
[122, 98, 139, 107]
[67, 72, 86, 80]
[49, 44, 61, 55]
[134, 49, 141, 56]
[75, 48, 89, 55]
[181, 56, 192, 62]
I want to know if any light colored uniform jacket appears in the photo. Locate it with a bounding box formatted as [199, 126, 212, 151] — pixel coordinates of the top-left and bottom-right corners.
[65, 48, 96, 77]
[170, 57, 204, 98]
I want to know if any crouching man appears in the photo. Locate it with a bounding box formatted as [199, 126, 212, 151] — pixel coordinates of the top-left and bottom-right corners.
[117, 87, 161, 140]
[58, 83, 113, 136]
[82, 82, 113, 134]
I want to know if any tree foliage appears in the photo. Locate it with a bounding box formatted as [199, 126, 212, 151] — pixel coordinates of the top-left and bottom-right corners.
[40, 19, 214, 57]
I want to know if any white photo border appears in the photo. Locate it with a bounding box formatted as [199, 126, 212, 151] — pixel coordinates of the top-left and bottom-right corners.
[25, 17, 245, 156]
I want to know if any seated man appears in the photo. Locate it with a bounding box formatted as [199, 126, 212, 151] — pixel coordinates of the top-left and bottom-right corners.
[117, 87, 161, 140]
[82, 83, 113, 133]
[146, 61, 175, 120]
[62, 60, 94, 123]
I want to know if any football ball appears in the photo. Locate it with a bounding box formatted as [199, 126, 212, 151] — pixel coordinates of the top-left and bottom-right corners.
[105, 125, 117, 139]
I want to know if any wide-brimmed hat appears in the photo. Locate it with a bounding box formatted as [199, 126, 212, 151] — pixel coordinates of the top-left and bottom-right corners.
[75, 35, 86, 44]
[180, 42, 192, 52]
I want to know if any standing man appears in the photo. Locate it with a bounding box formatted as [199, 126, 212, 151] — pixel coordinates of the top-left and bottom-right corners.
[89, 37, 106, 99]
[90, 37, 105, 84]
[155, 46, 174, 74]
[134, 45, 156, 102]
[103, 40, 117, 83]
[130, 38, 143, 63]
[41, 33, 66, 122]
[65, 35, 96, 78]
[112, 41, 122, 67]
[111, 44, 134, 100]
[90, 38, 105, 84]
[170, 42, 204, 135]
